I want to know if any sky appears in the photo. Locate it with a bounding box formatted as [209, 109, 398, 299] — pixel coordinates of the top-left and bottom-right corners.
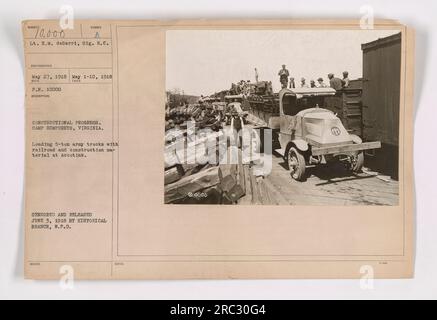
[166, 29, 399, 96]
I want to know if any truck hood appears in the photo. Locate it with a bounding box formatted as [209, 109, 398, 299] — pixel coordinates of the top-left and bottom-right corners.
[300, 108, 353, 146]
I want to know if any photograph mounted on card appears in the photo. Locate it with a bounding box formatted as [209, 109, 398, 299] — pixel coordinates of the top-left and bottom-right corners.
[22, 19, 414, 279]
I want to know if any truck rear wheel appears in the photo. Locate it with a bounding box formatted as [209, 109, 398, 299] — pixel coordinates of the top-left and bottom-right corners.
[350, 151, 364, 173]
[287, 147, 306, 181]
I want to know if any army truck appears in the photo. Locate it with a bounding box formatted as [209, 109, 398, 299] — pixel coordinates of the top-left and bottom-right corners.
[251, 87, 381, 181]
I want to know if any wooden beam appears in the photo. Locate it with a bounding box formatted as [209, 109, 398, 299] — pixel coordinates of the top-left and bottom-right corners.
[165, 166, 220, 204]
[164, 165, 184, 185]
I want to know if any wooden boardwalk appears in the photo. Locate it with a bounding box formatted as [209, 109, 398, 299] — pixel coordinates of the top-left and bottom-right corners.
[238, 152, 399, 206]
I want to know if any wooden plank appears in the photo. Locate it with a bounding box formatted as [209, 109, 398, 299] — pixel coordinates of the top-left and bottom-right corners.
[311, 141, 381, 156]
[237, 150, 246, 197]
[238, 164, 253, 205]
[263, 178, 290, 205]
[218, 164, 236, 181]
[219, 162, 246, 203]
[230, 150, 247, 203]
[257, 177, 275, 205]
[164, 166, 220, 203]
[228, 184, 245, 202]
[221, 175, 237, 193]
[221, 192, 234, 204]
[181, 163, 203, 175]
[164, 146, 180, 169]
[164, 166, 184, 185]
[218, 164, 238, 193]
[249, 167, 262, 205]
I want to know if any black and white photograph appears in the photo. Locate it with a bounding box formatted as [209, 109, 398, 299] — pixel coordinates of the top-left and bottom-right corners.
[164, 29, 401, 205]
[3, 0, 437, 301]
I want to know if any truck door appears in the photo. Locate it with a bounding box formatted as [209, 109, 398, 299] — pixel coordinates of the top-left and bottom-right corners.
[279, 90, 298, 150]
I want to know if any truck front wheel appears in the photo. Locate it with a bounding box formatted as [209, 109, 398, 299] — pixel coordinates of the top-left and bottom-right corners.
[287, 147, 306, 181]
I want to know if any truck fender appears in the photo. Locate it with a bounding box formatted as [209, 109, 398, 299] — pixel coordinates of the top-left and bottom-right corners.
[349, 134, 362, 144]
[290, 139, 309, 152]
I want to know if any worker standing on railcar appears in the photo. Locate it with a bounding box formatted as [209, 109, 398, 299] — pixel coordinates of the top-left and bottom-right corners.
[317, 77, 328, 88]
[328, 73, 343, 91]
[342, 71, 350, 88]
[278, 64, 290, 88]
[300, 77, 309, 88]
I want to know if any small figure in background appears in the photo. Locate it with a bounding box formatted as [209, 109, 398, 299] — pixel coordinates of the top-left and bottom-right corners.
[238, 80, 246, 93]
[289, 77, 295, 89]
[317, 77, 327, 88]
[300, 77, 309, 88]
[310, 80, 316, 88]
[342, 71, 350, 88]
[267, 81, 273, 95]
[278, 64, 290, 88]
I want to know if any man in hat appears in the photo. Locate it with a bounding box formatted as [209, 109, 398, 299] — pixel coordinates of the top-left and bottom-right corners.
[342, 71, 350, 88]
[300, 77, 309, 88]
[328, 73, 343, 91]
[317, 77, 328, 88]
[310, 80, 316, 88]
[278, 64, 290, 88]
[238, 80, 246, 93]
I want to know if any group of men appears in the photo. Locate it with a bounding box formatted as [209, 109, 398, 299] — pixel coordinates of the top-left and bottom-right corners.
[278, 64, 350, 91]
[231, 80, 253, 96]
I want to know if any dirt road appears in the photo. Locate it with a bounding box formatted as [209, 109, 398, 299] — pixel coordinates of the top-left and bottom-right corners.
[240, 151, 399, 206]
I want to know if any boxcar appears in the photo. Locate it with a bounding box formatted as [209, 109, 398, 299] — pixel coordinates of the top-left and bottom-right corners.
[361, 32, 402, 178]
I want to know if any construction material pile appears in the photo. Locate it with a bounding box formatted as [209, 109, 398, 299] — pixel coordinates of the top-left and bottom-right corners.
[164, 132, 248, 204]
[165, 103, 223, 132]
[165, 162, 247, 204]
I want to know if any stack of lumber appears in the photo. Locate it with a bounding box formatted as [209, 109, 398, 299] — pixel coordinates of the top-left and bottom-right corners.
[165, 165, 221, 204]
[164, 163, 247, 204]
[165, 140, 282, 205]
[164, 131, 224, 184]
[165, 132, 248, 204]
